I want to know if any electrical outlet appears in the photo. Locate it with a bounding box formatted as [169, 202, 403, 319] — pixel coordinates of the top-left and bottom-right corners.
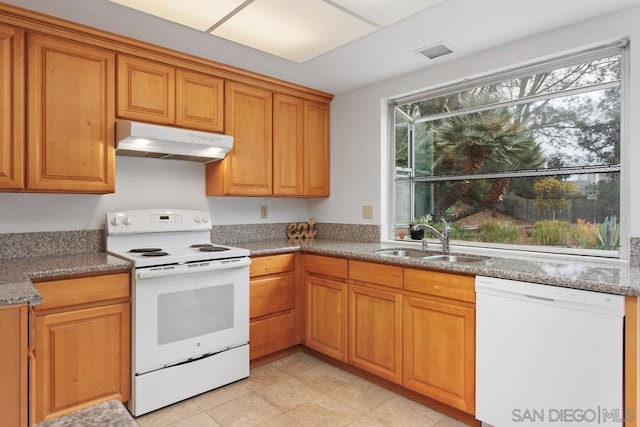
[362, 205, 373, 219]
[260, 205, 268, 219]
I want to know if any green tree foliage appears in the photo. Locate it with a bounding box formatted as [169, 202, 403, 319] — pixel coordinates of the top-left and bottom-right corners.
[533, 177, 581, 220]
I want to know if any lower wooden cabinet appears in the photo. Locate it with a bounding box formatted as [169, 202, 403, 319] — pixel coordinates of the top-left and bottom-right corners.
[303, 255, 349, 362]
[249, 254, 298, 360]
[304, 256, 475, 414]
[305, 274, 348, 362]
[403, 294, 475, 414]
[250, 312, 297, 360]
[31, 273, 130, 423]
[0, 304, 28, 427]
[348, 283, 402, 384]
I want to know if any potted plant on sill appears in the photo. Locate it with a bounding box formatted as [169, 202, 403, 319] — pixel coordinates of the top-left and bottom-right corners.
[408, 214, 433, 240]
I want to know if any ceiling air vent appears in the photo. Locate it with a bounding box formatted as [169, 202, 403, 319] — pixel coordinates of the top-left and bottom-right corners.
[416, 42, 453, 59]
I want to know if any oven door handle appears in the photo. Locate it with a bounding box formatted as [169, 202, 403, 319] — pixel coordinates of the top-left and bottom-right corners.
[136, 257, 251, 279]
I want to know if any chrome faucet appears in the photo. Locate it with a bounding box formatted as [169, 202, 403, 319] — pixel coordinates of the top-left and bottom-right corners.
[411, 219, 451, 253]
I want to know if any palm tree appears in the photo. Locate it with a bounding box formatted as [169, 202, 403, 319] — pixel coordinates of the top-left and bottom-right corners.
[433, 100, 544, 214]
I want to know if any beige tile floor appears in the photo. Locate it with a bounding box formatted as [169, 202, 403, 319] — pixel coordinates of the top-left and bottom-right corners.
[135, 352, 468, 427]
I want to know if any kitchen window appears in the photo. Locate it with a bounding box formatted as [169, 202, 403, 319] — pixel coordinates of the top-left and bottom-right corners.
[392, 42, 626, 257]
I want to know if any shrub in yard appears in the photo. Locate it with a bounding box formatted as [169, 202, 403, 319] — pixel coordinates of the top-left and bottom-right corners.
[531, 220, 571, 246]
[476, 220, 521, 243]
[450, 222, 473, 241]
[571, 219, 598, 249]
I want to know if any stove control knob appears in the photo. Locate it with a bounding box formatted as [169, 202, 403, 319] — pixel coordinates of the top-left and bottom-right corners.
[194, 215, 201, 223]
[203, 216, 210, 224]
[123, 216, 131, 226]
[110, 217, 121, 226]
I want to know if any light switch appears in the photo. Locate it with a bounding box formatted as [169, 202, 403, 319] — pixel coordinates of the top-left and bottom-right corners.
[362, 205, 373, 219]
[260, 206, 268, 219]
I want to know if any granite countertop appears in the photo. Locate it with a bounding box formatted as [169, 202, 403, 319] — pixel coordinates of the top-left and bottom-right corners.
[35, 399, 138, 427]
[0, 253, 131, 307]
[240, 239, 640, 296]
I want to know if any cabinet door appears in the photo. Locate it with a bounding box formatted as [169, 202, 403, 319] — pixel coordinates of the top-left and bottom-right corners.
[250, 311, 297, 360]
[33, 302, 130, 423]
[206, 81, 272, 195]
[0, 305, 27, 427]
[176, 69, 224, 132]
[0, 24, 24, 191]
[27, 33, 115, 193]
[117, 54, 175, 124]
[250, 273, 295, 319]
[403, 295, 475, 414]
[303, 100, 330, 196]
[273, 93, 304, 195]
[349, 284, 402, 384]
[305, 274, 348, 362]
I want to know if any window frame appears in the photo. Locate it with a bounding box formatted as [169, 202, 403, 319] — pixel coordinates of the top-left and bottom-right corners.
[386, 40, 629, 260]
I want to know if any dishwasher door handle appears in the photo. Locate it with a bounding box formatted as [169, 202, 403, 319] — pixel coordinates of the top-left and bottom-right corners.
[524, 294, 555, 302]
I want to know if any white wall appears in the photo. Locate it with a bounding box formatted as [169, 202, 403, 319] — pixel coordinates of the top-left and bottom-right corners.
[0, 157, 309, 233]
[311, 5, 640, 245]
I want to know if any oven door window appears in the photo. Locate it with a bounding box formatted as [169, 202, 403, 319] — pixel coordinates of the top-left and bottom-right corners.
[158, 284, 234, 345]
[134, 265, 249, 374]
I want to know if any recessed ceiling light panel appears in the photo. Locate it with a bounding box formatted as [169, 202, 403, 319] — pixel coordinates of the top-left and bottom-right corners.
[330, 0, 447, 27]
[109, 0, 246, 31]
[211, 0, 376, 63]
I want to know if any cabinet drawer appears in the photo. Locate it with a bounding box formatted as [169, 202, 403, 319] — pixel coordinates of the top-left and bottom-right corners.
[404, 269, 474, 303]
[250, 273, 295, 319]
[304, 254, 348, 279]
[34, 273, 130, 311]
[250, 311, 297, 360]
[250, 254, 295, 277]
[349, 260, 403, 289]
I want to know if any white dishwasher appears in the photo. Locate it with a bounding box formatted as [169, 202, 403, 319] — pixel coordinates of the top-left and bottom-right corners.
[475, 276, 625, 427]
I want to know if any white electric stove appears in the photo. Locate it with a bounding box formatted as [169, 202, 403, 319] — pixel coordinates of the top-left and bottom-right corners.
[105, 209, 250, 417]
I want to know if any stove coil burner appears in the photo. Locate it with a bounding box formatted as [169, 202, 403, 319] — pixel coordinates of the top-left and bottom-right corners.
[141, 251, 169, 257]
[129, 248, 163, 253]
[199, 246, 230, 252]
[190, 244, 230, 252]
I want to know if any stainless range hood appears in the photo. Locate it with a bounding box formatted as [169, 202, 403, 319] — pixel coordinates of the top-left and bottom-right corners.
[115, 120, 233, 163]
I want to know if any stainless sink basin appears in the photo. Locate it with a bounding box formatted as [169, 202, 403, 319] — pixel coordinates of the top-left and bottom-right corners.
[375, 249, 431, 258]
[423, 254, 487, 263]
[374, 248, 488, 263]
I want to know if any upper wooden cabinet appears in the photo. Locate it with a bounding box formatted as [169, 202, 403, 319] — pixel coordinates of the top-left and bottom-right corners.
[117, 55, 224, 132]
[117, 54, 175, 124]
[273, 93, 304, 195]
[0, 4, 333, 195]
[27, 33, 115, 193]
[303, 100, 330, 196]
[0, 24, 24, 191]
[206, 81, 273, 196]
[176, 69, 224, 132]
[273, 94, 330, 196]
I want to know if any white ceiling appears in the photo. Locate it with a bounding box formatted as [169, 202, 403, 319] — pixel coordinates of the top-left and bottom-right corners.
[4, 0, 640, 94]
